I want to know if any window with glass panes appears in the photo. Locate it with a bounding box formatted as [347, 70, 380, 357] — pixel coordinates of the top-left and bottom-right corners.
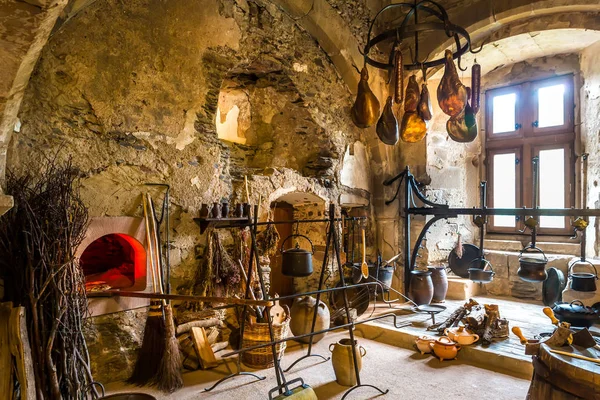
[485, 74, 575, 234]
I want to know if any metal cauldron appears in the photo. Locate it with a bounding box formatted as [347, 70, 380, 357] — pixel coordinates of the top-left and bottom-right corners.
[281, 234, 314, 277]
[518, 246, 548, 282]
[87, 382, 156, 400]
[467, 258, 494, 283]
[568, 260, 598, 292]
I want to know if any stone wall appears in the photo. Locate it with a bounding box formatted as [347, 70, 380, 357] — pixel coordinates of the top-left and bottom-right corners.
[6, 0, 381, 383]
[580, 40, 600, 259]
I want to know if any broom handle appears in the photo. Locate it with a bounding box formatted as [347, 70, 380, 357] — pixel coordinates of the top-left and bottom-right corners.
[147, 194, 164, 295]
[142, 195, 158, 293]
[105, 290, 273, 307]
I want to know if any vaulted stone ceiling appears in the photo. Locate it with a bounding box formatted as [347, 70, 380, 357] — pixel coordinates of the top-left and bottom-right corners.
[1, 0, 600, 200]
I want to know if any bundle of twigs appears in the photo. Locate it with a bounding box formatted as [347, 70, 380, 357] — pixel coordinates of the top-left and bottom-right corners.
[0, 158, 92, 399]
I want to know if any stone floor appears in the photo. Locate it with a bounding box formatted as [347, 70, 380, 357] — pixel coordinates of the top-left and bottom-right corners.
[104, 295, 599, 399]
[105, 330, 531, 399]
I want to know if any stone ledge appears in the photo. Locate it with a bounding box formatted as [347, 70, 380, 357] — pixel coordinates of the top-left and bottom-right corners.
[357, 319, 532, 380]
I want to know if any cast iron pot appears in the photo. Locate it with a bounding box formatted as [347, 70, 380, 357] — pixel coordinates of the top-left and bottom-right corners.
[281, 234, 314, 277]
[518, 246, 548, 282]
[568, 260, 598, 292]
[552, 300, 600, 328]
[467, 258, 494, 283]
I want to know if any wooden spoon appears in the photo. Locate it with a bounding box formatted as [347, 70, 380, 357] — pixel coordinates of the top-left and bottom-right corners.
[512, 326, 529, 344]
[361, 229, 369, 279]
[543, 307, 560, 326]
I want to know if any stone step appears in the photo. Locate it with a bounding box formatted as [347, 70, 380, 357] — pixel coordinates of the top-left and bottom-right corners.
[358, 316, 533, 380]
[446, 276, 482, 300]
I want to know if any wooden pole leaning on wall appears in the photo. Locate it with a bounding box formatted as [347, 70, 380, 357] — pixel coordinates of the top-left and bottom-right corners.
[0, 302, 36, 400]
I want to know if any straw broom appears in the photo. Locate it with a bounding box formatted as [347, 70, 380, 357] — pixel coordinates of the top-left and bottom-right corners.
[127, 195, 166, 385]
[148, 194, 183, 393]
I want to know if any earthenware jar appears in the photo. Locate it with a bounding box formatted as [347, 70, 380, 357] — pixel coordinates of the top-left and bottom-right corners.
[409, 270, 434, 305]
[414, 335, 436, 354]
[199, 204, 210, 218]
[329, 338, 366, 386]
[444, 325, 480, 345]
[290, 296, 330, 343]
[211, 202, 221, 218]
[429, 336, 461, 361]
[221, 202, 229, 218]
[235, 203, 244, 218]
[428, 265, 448, 303]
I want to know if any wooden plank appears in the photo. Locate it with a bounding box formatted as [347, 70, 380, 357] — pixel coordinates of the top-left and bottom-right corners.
[190, 327, 218, 369]
[103, 291, 274, 307]
[9, 307, 36, 400]
[0, 302, 13, 400]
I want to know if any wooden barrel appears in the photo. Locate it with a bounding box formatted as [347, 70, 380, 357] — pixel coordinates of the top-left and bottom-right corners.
[527, 343, 600, 399]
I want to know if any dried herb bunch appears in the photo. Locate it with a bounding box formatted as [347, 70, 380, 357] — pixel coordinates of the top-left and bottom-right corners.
[256, 223, 280, 256]
[0, 158, 92, 399]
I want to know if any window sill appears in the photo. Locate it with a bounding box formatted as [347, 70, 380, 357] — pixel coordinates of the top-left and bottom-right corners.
[484, 237, 580, 256]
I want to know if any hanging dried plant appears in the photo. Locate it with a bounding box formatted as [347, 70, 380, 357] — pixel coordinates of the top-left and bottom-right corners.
[256, 223, 280, 257]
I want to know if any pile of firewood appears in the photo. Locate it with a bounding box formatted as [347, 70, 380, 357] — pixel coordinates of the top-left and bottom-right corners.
[429, 299, 509, 345]
[176, 308, 230, 371]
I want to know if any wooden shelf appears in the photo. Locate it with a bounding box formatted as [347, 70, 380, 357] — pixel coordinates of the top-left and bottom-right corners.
[193, 217, 249, 234]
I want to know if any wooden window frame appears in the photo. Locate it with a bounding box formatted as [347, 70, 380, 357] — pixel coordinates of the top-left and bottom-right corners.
[487, 147, 522, 233]
[485, 74, 575, 235]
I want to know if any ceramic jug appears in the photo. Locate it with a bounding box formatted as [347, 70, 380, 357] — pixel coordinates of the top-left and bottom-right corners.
[290, 296, 330, 343]
[329, 338, 366, 386]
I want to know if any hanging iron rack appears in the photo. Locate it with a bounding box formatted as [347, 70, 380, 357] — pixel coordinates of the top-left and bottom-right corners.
[361, 0, 483, 74]
[384, 160, 600, 294]
[196, 204, 411, 399]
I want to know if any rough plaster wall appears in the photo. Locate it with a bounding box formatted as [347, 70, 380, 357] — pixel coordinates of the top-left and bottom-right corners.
[425, 77, 480, 263]
[8, 0, 371, 382]
[580, 40, 600, 259]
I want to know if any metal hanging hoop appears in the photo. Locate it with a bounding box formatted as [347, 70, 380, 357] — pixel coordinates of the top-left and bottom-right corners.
[362, 0, 478, 72]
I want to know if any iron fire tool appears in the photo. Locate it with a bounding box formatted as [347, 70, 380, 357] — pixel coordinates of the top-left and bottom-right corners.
[384, 163, 600, 294]
[205, 205, 410, 399]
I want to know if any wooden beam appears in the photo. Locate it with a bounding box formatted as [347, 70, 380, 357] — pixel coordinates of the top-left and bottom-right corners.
[9, 307, 36, 400]
[0, 302, 13, 400]
[101, 291, 273, 307]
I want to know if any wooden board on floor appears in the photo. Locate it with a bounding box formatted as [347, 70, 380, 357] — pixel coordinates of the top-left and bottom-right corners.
[9, 306, 36, 400]
[0, 302, 13, 400]
[190, 327, 218, 369]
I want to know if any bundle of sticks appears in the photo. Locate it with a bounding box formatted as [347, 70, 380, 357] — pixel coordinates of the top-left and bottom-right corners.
[428, 298, 509, 345]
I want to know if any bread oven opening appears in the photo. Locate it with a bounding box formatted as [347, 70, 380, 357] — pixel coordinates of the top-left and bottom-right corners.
[81, 234, 147, 292]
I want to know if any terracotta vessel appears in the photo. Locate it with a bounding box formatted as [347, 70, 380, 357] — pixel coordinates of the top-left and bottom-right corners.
[329, 338, 366, 386]
[290, 296, 330, 343]
[444, 326, 480, 345]
[429, 336, 461, 361]
[428, 265, 448, 303]
[409, 270, 433, 305]
[414, 335, 436, 354]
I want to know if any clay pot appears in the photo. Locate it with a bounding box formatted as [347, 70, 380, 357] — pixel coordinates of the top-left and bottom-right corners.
[199, 204, 210, 218]
[290, 296, 330, 343]
[429, 336, 461, 361]
[409, 270, 434, 305]
[329, 338, 366, 386]
[428, 265, 448, 303]
[414, 335, 436, 354]
[211, 202, 221, 218]
[444, 326, 480, 345]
